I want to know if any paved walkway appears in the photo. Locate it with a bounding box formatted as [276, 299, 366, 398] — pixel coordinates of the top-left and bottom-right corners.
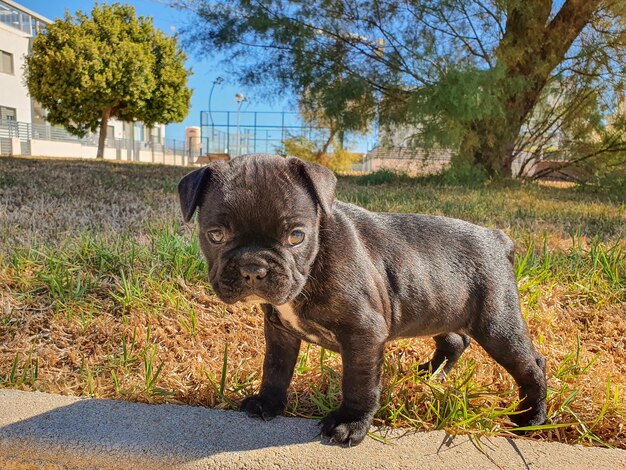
[1, 389, 625, 469]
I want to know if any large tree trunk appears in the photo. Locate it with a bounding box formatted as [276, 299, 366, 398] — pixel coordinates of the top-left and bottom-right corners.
[96, 108, 111, 160]
[458, 118, 522, 177]
[458, 0, 601, 177]
[459, 92, 541, 177]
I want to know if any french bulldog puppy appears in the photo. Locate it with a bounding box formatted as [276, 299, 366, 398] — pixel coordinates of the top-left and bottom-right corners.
[178, 154, 547, 446]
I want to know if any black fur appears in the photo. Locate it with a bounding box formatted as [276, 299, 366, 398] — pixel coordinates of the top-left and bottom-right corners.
[179, 154, 547, 446]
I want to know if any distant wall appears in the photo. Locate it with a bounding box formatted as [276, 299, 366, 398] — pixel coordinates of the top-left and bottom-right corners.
[363, 146, 453, 175]
[30, 140, 117, 159]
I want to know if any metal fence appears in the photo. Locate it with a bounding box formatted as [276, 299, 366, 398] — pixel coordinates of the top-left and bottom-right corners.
[201, 111, 330, 157]
[3, 119, 545, 177]
[0, 120, 203, 166]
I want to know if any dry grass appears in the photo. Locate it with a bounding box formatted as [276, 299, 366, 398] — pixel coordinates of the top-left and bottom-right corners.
[1, 156, 625, 448]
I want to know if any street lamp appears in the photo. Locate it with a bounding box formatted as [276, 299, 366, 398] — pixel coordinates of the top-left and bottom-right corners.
[208, 76, 224, 126]
[235, 93, 248, 157]
[208, 76, 223, 152]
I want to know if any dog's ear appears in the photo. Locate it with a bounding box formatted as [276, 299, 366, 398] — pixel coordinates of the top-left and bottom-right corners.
[178, 165, 215, 223]
[287, 157, 337, 215]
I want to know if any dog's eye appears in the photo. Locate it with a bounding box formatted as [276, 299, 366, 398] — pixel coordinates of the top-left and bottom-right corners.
[287, 229, 305, 246]
[206, 229, 226, 244]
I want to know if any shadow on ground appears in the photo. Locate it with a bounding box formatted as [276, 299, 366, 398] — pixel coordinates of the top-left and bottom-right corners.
[0, 395, 320, 462]
[2, 390, 625, 469]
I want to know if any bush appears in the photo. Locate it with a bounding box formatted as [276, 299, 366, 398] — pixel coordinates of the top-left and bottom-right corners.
[437, 160, 489, 186]
[357, 169, 405, 185]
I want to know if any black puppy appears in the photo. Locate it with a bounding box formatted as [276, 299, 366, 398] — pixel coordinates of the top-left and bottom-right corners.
[178, 154, 547, 446]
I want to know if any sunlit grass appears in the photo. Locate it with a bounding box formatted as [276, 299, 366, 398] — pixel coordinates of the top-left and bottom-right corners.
[0, 157, 624, 448]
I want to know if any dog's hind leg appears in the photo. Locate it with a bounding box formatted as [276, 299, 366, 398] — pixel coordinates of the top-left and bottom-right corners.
[470, 302, 547, 427]
[418, 332, 471, 375]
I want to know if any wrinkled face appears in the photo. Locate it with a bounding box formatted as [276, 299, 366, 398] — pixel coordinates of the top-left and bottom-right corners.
[193, 156, 323, 305]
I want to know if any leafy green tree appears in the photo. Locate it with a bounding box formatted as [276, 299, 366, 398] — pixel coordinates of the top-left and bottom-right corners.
[182, 0, 626, 178]
[289, 74, 373, 170]
[25, 2, 191, 159]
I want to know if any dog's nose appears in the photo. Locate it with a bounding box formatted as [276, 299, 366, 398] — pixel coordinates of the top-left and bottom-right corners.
[240, 264, 268, 283]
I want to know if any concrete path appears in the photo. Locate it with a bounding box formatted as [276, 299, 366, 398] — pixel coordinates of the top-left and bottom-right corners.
[0, 389, 624, 469]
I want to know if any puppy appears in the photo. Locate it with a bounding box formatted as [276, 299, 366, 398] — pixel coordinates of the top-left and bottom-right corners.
[178, 154, 547, 446]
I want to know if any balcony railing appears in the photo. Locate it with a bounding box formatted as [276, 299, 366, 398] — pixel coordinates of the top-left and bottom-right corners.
[0, 120, 206, 166]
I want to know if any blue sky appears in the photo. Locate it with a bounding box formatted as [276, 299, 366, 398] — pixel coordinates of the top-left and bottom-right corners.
[18, 0, 293, 141]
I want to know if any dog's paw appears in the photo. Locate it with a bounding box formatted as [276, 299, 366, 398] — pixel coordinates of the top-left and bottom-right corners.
[319, 408, 372, 446]
[510, 401, 547, 429]
[240, 394, 285, 421]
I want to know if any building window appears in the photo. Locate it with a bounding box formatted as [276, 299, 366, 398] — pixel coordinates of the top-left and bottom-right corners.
[106, 125, 116, 145]
[0, 106, 17, 122]
[150, 126, 162, 143]
[31, 17, 45, 35]
[0, 50, 13, 75]
[0, 0, 32, 34]
[134, 124, 144, 142]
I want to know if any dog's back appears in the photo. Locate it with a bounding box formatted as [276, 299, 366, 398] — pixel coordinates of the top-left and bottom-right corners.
[330, 200, 519, 339]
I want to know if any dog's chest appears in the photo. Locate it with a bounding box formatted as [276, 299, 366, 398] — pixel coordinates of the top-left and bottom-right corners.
[274, 303, 337, 348]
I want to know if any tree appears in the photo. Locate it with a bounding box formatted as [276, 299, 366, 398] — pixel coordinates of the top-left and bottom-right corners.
[287, 74, 373, 170]
[181, 0, 626, 177]
[300, 75, 375, 157]
[282, 135, 363, 171]
[25, 2, 191, 159]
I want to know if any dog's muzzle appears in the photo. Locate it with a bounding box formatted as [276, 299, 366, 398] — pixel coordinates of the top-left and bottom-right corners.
[213, 253, 297, 305]
[239, 263, 269, 286]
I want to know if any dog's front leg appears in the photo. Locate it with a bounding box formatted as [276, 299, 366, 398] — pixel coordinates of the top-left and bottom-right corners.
[241, 305, 301, 420]
[321, 337, 385, 446]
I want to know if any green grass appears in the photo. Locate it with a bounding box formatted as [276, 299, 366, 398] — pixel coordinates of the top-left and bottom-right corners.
[0, 156, 625, 449]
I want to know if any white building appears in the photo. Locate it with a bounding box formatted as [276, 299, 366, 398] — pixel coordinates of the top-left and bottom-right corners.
[0, 0, 168, 161]
[0, 0, 47, 125]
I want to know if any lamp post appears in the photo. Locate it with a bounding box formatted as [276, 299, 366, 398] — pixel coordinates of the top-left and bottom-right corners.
[208, 76, 223, 152]
[235, 93, 247, 157]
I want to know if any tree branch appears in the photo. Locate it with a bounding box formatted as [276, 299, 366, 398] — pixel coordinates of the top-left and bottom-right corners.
[542, 0, 603, 67]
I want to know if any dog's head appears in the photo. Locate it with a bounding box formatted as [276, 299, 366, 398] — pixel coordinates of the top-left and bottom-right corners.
[178, 154, 336, 305]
